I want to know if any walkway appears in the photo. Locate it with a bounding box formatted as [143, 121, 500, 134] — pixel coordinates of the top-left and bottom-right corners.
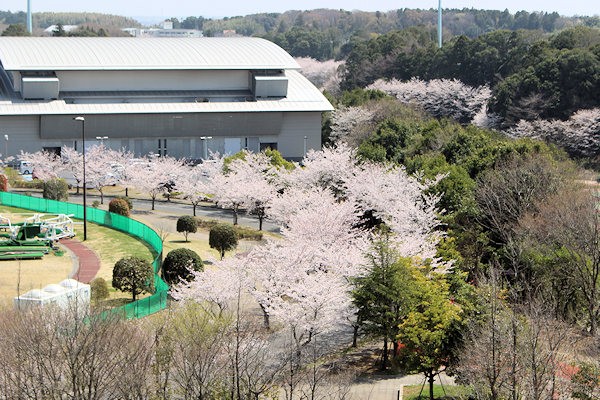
[59, 238, 101, 283]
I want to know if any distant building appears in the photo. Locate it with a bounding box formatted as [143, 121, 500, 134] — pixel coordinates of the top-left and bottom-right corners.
[43, 24, 79, 34]
[123, 20, 203, 38]
[0, 37, 332, 160]
[222, 30, 239, 37]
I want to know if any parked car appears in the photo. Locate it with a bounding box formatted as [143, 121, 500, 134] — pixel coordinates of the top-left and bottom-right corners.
[18, 160, 32, 175]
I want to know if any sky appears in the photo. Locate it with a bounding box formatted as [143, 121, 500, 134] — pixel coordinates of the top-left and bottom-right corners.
[2, 0, 598, 22]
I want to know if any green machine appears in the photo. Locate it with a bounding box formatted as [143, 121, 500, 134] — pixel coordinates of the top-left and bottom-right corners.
[0, 214, 75, 259]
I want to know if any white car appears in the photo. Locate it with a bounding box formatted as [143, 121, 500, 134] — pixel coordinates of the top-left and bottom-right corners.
[18, 160, 32, 175]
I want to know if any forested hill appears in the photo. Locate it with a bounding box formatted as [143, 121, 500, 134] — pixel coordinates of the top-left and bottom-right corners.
[2, 8, 598, 49]
[195, 8, 599, 59]
[0, 11, 140, 35]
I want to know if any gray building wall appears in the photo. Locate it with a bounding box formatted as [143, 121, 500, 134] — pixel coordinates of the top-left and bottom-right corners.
[13, 70, 251, 93]
[1, 111, 322, 160]
[277, 112, 322, 160]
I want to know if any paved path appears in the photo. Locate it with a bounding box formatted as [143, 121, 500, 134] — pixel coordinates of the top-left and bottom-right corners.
[348, 372, 455, 399]
[59, 238, 100, 283]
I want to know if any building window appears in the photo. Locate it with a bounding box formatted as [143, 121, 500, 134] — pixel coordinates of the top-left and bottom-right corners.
[158, 139, 167, 156]
[260, 142, 277, 152]
[43, 147, 61, 156]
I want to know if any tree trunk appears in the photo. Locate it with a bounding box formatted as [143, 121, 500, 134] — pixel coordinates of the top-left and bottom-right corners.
[260, 304, 270, 329]
[428, 371, 435, 400]
[100, 190, 104, 204]
[512, 314, 518, 400]
[151, 196, 156, 211]
[352, 324, 359, 347]
[125, 187, 128, 197]
[589, 299, 597, 336]
[193, 203, 197, 217]
[381, 337, 388, 370]
[258, 216, 263, 231]
[233, 209, 238, 225]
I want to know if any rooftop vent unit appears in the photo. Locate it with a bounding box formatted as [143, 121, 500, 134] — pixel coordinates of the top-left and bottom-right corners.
[251, 70, 288, 99]
[21, 71, 59, 100]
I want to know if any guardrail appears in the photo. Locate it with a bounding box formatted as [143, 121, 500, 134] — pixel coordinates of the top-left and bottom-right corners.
[0, 192, 168, 318]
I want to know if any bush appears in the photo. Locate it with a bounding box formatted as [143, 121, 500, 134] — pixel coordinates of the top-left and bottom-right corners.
[2, 167, 20, 185]
[112, 257, 154, 301]
[209, 223, 238, 259]
[0, 174, 8, 192]
[114, 195, 133, 210]
[90, 277, 110, 303]
[162, 248, 203, 285]
[11, 180, 44, 189]
[196, 218, 221, 230]
[197, 218, 262, 241]
[42, 178, 69, 201]
[108, 198, 130, 216]
[177, 215, 198, 242]
[92, 200, 100, 208]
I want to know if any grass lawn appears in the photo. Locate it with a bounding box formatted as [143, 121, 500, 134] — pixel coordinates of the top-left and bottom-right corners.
[403, 384, 472, 400]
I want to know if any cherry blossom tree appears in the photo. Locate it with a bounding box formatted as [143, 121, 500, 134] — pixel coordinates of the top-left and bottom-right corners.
[288, 143, 443, 261]
[329, 106, 375, 145]
[83, 145, 123, 204]
[127, 155, 188, 210]
[230, 152, 279, 230]
[18, 150, 61, 181]
[209, 151, 279, 227]
[346, 160, 442, 260]
[368, 78, 492, 125]
[508, 108, 600, 159]
[177, 166, 210, 217]
[60, 146, 83, 194]
[172, 256, 245, 315]
[296, 57, 344, 95]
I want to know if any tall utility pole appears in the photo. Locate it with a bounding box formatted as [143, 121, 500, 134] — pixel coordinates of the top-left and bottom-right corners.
[26, 0, 32, 34]
[438, 0, 443, 48]
[74, 116, 87, 241]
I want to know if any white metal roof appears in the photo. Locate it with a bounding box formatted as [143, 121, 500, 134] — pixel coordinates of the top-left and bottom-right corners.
[0, 37, 300, 71]
[0, 71, 333, 115]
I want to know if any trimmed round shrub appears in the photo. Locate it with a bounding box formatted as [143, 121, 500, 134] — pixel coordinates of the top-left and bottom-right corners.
[209, 223, 238, 259]
[112, 256, 154, 301]
[114, 195, 133, 210]
[43, 178, 69, 201]
[109, 198, 130, 216]
[0, 174, 8, 192]
[177, 215, 198, 242]
[90, 277, 110, 303]
[162, 248, 203, 285]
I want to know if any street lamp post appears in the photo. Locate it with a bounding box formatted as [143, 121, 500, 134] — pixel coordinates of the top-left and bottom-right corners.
[95, 136, 108, 146]
[200, 136, 212, 160]
[74, 116, 87, 241]
[303, 136, 308, 158]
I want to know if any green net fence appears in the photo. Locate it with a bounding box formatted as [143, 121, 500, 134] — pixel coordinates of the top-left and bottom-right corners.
[0, 192, 168, 319]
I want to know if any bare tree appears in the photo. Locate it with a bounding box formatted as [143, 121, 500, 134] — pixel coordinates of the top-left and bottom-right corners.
[520, 187, 600, 336]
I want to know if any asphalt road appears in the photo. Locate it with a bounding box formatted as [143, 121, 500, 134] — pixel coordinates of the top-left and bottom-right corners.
[16, 189, 281, 233]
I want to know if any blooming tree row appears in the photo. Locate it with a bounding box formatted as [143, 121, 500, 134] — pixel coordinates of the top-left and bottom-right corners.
[368, 78, 493, 126]
[508, 108, 600, 159]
